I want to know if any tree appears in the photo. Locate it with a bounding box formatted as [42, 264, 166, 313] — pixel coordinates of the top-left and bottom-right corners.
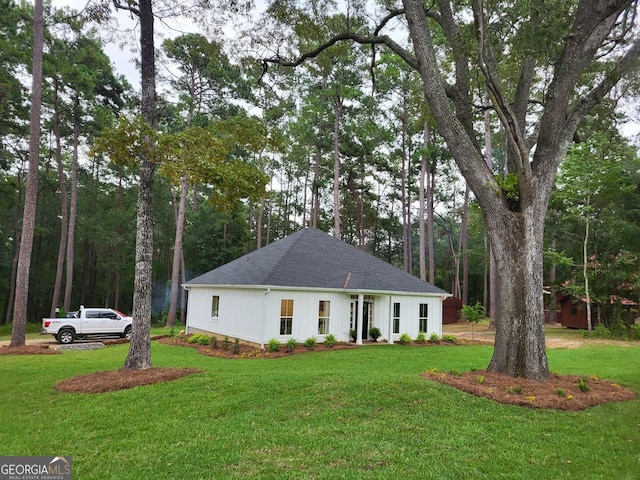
[264, 0, 640, 379]
[10, 0, 44, 347]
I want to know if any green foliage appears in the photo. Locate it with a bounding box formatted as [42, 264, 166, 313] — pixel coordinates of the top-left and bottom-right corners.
[188, 334, 210, 345]
[476, 375, 485, 385]
[267, 338, 281, 352]
[286, 338, 297, 352]
[349, 329, 357, 343]
[495, 173, 520, 202]
[324, 334, 337, 348]
[232, 337, 240, 355]
[398, 333, 412, 345]
[304, 337, 317, 349]
[428, 333, 440, 343]
[368, 327, 381, 342]
[209, 336, 218, 348]
[222, 336, 230, 351]
[442, 334, 457, 343]
[556, 389, 566, 397]
[508, 386, 523, 395]
[578, 377, 589, 392]
[416, 332, 427, 344]
[460, 302, 487, 323]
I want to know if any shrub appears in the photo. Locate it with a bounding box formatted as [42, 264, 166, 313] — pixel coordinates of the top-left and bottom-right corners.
[428, 333, 440, 343]
[556, 388, 566, 397]
[222, 336, 230, 350]
[578, 377, 589, 392]
[442, 334, 457, 343]
[231, 337, 240, 355]
[369, 327, 381, 342]
[304, 337, 317, 349]
[286, 338, 297, 352]
[476, 375, 484, 384]
[188, 334, 210, 345]
[349, 329, 357, 342]
[629, 324, 640, 341]
[398, 333, 412, 345]
[507, 386, 522, 395]
[584, 324, 611, 339]
[267, 338, 280, 352]
[324, 334, 337, 348]
[209, 336, 218, 348]
[416, 332, 427, 344]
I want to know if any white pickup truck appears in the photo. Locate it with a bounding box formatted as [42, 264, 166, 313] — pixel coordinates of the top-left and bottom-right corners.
[41, 307, 133, 344]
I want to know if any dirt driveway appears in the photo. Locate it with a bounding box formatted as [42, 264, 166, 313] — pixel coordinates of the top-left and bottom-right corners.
[443, 322, 635, 349]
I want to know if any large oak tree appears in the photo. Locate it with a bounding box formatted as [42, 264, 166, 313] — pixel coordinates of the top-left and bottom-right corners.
[265, 0, 640, 379]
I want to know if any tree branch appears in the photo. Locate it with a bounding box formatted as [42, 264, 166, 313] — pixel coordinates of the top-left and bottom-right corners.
[112, 0, 140, 17]
[261, 32, 417, 77]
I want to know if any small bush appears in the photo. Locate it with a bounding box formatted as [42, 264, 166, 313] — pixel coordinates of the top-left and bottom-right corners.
[349, 329, 357, 342]
[304, 337, 317, 349]
[556, 388, 566, 397]
[476, 375, 484, 384]
[188, 334, 210, 345]
[416, 332, 427, 344]
[222, 336, 230, 350]
[507, 386, 522, 395]
[286, 338, 297, 352]
[584, 324, 611, 339]
[209, 336, 218, 348]
[428, 333, 440, 343]
[442, 334, 457, 343]
[267, 338, 280, 352]
[398, 333, 412, 345]
[231, 337, 240, 355]
[578, 377, 589, 392]
[324, 334, 337, 348]
[369, 327, 381, 342]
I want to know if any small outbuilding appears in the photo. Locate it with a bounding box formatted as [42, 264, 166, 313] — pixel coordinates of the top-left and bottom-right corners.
[184, 228, 450, 347]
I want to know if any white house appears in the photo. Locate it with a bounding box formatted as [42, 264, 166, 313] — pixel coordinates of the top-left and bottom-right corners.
[184, 228, 450, 348]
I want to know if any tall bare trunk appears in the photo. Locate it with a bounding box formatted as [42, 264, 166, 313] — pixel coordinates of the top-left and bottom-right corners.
[427, 169, 435, 284]
[418, 124, 429, 281]
[460, 184, 470, 304]
[311, 143, 321, 229]
[333, 99, 341, 239]
[401, 100, 411, 273]
[124, 0, 156, 370]
[11, 0, 44, 346]
[64, 101, 79, 311]
[583, 204, 592, 331]
[166, 176, 188, 327]
[50, 78, 68, 317]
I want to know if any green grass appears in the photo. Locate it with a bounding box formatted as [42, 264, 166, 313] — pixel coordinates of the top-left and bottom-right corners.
[1, 343, 639, 479]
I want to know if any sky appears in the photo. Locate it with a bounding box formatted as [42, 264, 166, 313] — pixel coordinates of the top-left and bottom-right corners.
[50, 0, 639, 142]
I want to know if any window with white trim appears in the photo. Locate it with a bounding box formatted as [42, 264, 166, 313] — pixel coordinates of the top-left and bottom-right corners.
[419, 303, 428, 332]
[318, 300, 330, 335]
[211, 295, 220, 321]
[393, 302, 400, 334]
[280, 299, 294, 335]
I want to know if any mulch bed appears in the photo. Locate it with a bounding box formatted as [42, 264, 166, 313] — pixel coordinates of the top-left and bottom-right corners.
[0, 344, 62, 355]
[54, 367, 202, 393]
[423, 369, 636, 411]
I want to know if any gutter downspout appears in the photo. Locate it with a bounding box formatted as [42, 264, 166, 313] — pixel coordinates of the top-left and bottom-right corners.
[388, 295, 394, 344]
[260, 288, 271, 350]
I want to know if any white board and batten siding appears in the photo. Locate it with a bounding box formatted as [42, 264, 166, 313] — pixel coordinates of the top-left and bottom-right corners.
[185, 285, 444, 347]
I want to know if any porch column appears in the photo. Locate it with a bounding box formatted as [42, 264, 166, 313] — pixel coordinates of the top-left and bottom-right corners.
[356, 293, 364, 345]
[388, 295, 394, 344]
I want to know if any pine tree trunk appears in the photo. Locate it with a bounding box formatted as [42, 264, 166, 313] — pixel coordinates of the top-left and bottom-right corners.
[166, 176, 187, 327]
[460, 184, 470, 304]
[64, 98, 80, 311]
[124, 0, 156, 370]
[333, 99, 341, 239]
[418, 124, 429, 281]
[50, 78, 68, 317]
[11, 0, 44, 346]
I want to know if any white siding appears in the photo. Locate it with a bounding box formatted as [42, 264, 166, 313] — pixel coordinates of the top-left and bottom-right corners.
[186, 285, 444, 346]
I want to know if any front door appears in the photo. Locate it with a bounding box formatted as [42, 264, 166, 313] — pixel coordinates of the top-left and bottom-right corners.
[351, 300, 372, 341]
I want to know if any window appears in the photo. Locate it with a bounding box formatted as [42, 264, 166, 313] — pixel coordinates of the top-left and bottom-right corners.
[280, 299, 294, 335]
[318, 300, 330, 334]
[419, 303, 428, 332]
[211, 295, 220, 321]
[393, 302, 400, 334]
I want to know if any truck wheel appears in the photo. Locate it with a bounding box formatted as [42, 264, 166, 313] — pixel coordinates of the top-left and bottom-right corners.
[122, 326, 132, 339]
[56, 329, 75, 344]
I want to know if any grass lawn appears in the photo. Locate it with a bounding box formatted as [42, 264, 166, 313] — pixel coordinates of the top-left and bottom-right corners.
[1, 341, 639, 479]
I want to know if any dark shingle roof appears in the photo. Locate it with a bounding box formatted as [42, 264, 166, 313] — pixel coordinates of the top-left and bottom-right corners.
[186, 228, 449, 295]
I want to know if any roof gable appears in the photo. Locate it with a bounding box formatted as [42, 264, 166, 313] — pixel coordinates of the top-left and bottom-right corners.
[186, 228, 449, 295]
